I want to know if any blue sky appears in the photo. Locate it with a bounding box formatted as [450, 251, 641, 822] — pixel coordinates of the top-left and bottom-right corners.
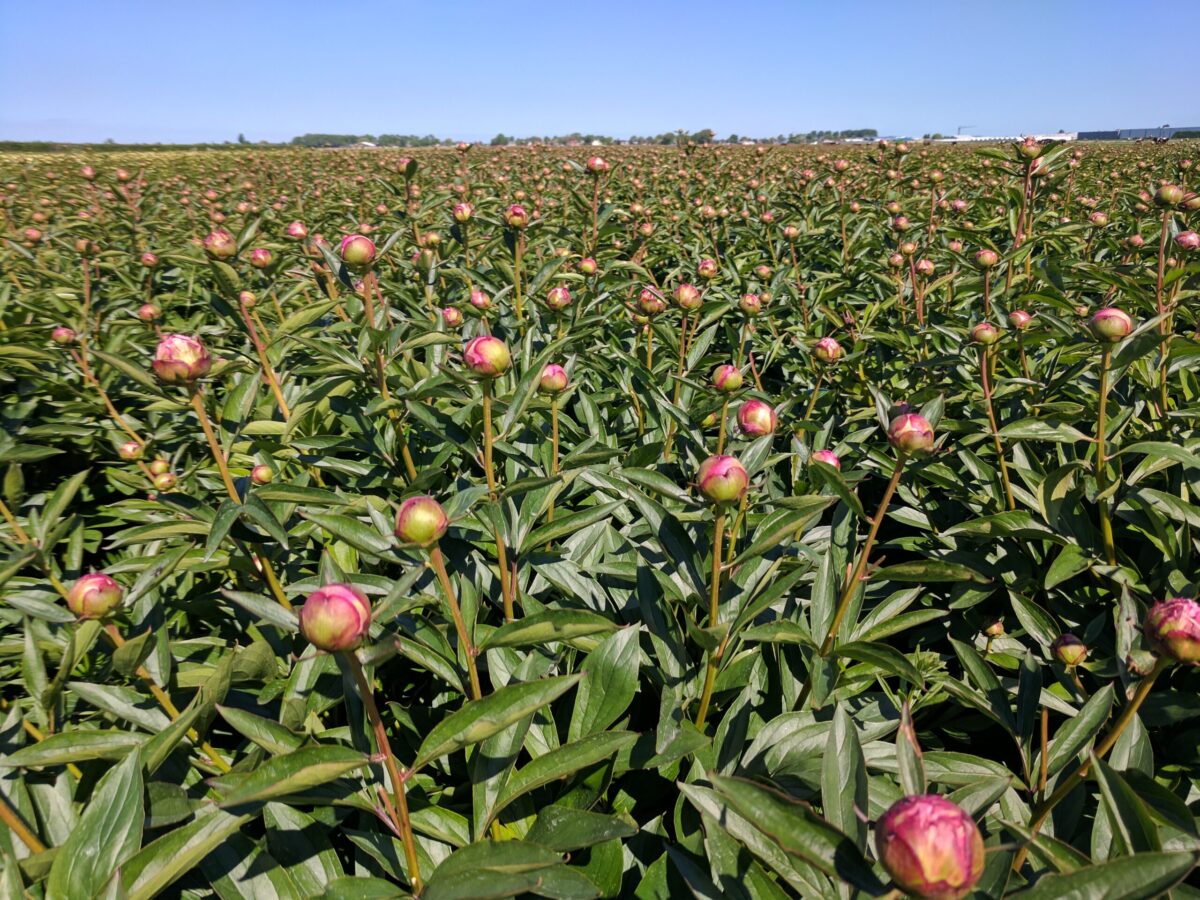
[1, 0, 1196, 143]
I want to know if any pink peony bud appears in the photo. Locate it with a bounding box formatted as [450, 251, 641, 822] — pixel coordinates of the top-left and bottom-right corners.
[67, 573, 124, 619]
[1175, 231, 1200, 251]
[80, 165, 96, 181]
[811, 449, 841, 470]
[138, 303, 162, 321]
[149, 459, 170, 476]
[697, 455, 749, 504]
[888, 413, 935, 456]
[737, 400, 777, 437]
[453, 202, 474, 223]
[712, 364, 744, 393]
[469, 289, 491, 310]
[339, 234, 376, 271]
[203, 229, 236, 259]
[251, 464, 273, 485]
[286, 221, 308, 240]
[875, 794, 985, 900]
[888, 252, 904, 269]
[118, 441, 142, 460]
[504, 204, 529, 228]
[1145, 597, 1200, 664]
[638, 287, 666, 316]
[892, 215, 910, 232]
[1090, 307, 1134, 342]
[463, 335, 511, 378]
[153, 471, 177, 490]
[152, 333, 212, 384]
[546, 285, 572, 311]
[578, 257, 598, 276]
[674, 283, 702, 310]
[249, 247, 273, 269]
[1155, 184, 1184, 208]
[140, 251, 159, 268]
[1008, 310, 1032, 330]
[783, 224, 800, 240]
[970, 322, 1001, 345]
[51, 326, 76, 345]
[1088, 211, 1109, 227]
[1127, 234, 1145, 249]
[915, 258, 935, 277]
[814, 336, 844, 364]
[441, 307, 463, 328]
[697, 258, 719, 279]
[1052, 633, 1088, 667]
[738, 293, 762, 317]
[539, 363, 569, 395]
[586, 156, 609, 174]
[394, 495, 449, 546]
[299, 583, 372, 652]
[974, 249, 999, 269]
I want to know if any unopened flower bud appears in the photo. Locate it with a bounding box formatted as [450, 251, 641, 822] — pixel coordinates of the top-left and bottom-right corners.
[51, 326, 76, 344]
[339, 234, 376, 272]
[1052, 633, 1088, 667]
[140, 251, 159, 268]
[299, 583, 372, 652]
[251, 465, 273, 485]
[546, 285, 572, 311]
[153, 472, 176, 490]
[394, 495, 449, 546]
[67, 573, 124, 619]
[1090, 307, 1134, 342]
[138, 303, 161, 321]
[814, 336, 843, 364]
[971, 322, 1001, 345]
[1145, 597, 1200, 664]
[875, 795, 985, 900]
[153, 334, 211, 384]
[578, 257, 598, 275]
[1175, 231, 1200, 251]
[463, 336, 511, 378]
[203, 229, 236, 259]
[539, 364, 569, 395]
[286, 221, 308, 240]
[1008, 310, 1032, 330]
[453, 202, 474, 223]
[738, 293, 761, 317]
[712, 364, 743, 392]
[697, 258, 719, 279]
[811, 449, 841, 470]
[888, 413, 935, 456]
[118, 441, 142, 460]
[149, 458, 170, 476]
[738, 400, 777, 436]
[1155, 184, 1184, 208]
[697, 455, 749, 504]
[504, 204, 529, 228]
[249, 247, 272, 269]
[469, 289, 491, 310]
[974, 249, 999, 269]
[674, 283, 702, 310]
[586, 156, 609, 174]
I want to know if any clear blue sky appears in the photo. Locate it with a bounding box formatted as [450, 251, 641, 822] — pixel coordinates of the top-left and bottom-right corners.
[1, 0, 1196, 143]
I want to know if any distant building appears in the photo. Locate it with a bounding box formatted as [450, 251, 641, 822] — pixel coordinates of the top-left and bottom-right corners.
[1078, 126, 1199, 141]
[350, 141, 377, 149]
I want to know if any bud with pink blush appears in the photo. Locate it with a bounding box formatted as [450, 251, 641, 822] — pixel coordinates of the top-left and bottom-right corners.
[811, 449, 841, 470]
[539, 364, 569, 395]
[1090, 307, 1134, 342]
[888, 413, 935, 456]
[153, 334, 211, 384]
[299, 584, 372, 652]
[1145, 597, 1200, 664]
[875, 794, 985, 900]
[463, 336, 511, 378]
[394, 496, 449, 547]
[696, 455, 749, 504]
[67, 573, 124, 619]
[737, 400, 777, 437]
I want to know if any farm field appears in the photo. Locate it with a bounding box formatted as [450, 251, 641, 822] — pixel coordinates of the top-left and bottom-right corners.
[2, 139, 1200, 898]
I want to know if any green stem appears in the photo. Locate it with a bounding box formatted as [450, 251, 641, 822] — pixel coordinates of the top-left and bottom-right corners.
[693, 509, 726, 730]
[482, 380, 516, 621]
[428, 546, 483, 700]
[980, 346, 1015, 511]
[1096, 347, 1117, 566]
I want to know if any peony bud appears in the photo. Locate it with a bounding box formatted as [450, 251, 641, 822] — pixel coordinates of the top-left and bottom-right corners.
[148, 458, 170, 476]
[1008, 310, 1032, 330]
[1090, 307, 1134, 342]
[469, 289, 491, 310]
[138, 303, 161, 321]
[811, 449, 841, 470]
[814, 336, 843, 364]
[299, 583, 372, 652]
[586, 156, 609, 174]
[153, 472, 177, 491]
[1088, 211, 1109, 227]
[51, 326, 76, 345]
[286, 220, 308, 240]
[876, 795, 985, 900]
[546, 285, 572, 311]
[539, 363, 569, 395]
[140, 251, 159, 268]
[504, 204, 529, 228]
[251, 464, 273, 485]
[712, 364, 744, 393]
[674, 283, 702, 310]
[974, 248, 999, 269]
[453, 202, 474, 223]
[153, 334, 212, 384]
[249, 247, 273, 268]
[915, 258, 935, 277]
[1175, 231, 1200, 251]
[203, 229, 236, 259]
[970, 322, 1001, 345]
[738, 399, 777, 437]
[888, 413, 935, 456]
[1145, 597, 1200, 664]
[738, 293, 762, 317]
[697, 258, 719, 279]
[118, 441, 142, 460]
[339, 234, 376, 271]
[1154, 184, 1184, 208]
[463, 335, 511, 378]
[1052, 633, 1088, 667]
[394, 495, 449, 546]
[697, 455, 749, 504]
[578, 257, 598, 276]
[67, 573, 124, 619]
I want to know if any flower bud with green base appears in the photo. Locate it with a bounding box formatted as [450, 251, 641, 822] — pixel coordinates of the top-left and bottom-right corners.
[469, 289, 491, 310]
[453, 202, 474, 223]
[153, 334, 211, 384]
[578, 257, 598, 276]
[153, 472, 177, 490]
[811, 449, 841, 470]
[970, 322, 1001, 345]
[697, 258, 718, 279]
[974, 248, 999, 269]
[1052, 633, 1088, 667]
[1155, 184, 1184, 208]
[463, 336, 511, 378]
[1145, 597, 1200, 664]
[203, 229, 236, 259]
[441, 307, 463, 327]
[140, 251, 158, 268]
[249, 248, 272, 268]
[875, 794, 985, 900]
[299, 584, 372, 652]
[737, 400, 776, 437]
[251, 465, 273, 485]
[712, 364, 743, 393]
[339, 234, 376, 272]
[394, 496, 449, 547]
[813, 336, 843, 364]
[674, 283, 701, 310]
[138, 303, 161, 321]
[1090, 307, 1134, 342]
[286, 220, 307, 240]
[539, 364, 568, 395]
[738, 293, 761, 316]
[546, 286, 572, 311]
[504, 204, 529, 228]
[67, 573, 124, 619]
[888, 413, 935, 456]
[1176, 231, 1200, 251]
[697, 455, 749, 504]
[1008, 310, 1032, 330]
[51, 326, 76, 345]
[149, 458, 170, 476]
[118, 441, 142, 461]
